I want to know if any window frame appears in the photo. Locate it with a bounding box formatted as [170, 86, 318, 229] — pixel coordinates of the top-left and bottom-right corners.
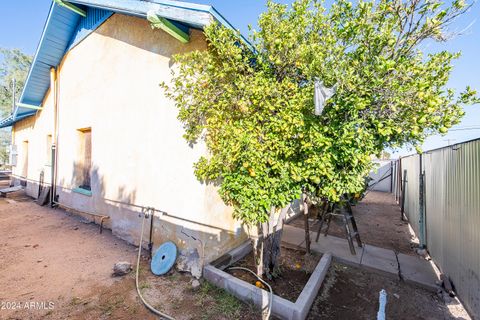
[74, 127, 92, 195]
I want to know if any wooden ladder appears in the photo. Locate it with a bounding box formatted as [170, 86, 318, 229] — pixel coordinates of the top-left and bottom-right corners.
[315, 201, 363, 255]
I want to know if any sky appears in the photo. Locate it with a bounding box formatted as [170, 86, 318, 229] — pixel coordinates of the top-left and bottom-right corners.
[0, 0, 478, 158]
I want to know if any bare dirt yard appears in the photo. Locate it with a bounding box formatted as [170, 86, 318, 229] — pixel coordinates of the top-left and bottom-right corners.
[0, 192, 258, 320]
[290, 191, 417, 255]
[0, 188, 468, 320]
[309, 262, 462, 320]
[230, 247, 321, 302]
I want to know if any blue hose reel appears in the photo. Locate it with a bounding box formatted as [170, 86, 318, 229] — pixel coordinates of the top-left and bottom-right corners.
[151, 241, 177, 276]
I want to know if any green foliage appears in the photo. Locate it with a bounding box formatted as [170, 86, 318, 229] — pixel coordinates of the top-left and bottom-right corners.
[0, 48, 32, 116]
[0, 48, 32, 165]
[163, 0, 478, 225]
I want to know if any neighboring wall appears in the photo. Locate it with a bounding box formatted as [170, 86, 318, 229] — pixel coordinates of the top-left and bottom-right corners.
[12, 13, 248, 262]
[397, 139, 480, 318]
[368, 160, 393, 192]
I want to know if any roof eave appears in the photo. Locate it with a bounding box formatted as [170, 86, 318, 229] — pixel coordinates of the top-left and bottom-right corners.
[6, 0, 252, 128]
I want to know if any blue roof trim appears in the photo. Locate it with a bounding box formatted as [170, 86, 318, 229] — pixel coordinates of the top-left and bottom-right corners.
[68, 0, 212, 28]
[0, 113, 36, 129]
[68, 7, 113, 50]
[148, 0, 212, 12]
[15, 2, 81, 119]
[4, 0, 250, 128]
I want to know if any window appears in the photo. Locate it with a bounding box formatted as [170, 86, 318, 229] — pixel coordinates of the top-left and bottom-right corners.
[76, 128, 92, 191]
[46, 134, 52, 166]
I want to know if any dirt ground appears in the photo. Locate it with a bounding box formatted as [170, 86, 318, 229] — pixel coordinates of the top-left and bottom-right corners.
[308, 262, 460, 320]
[290, 191, 417, 255]
[230, 247, 321, 302]
[0, 187, 468, 320]
[0, 192, 258, 320]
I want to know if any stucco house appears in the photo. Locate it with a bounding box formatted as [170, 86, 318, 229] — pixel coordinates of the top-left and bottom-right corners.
[0, 0, 250, 263]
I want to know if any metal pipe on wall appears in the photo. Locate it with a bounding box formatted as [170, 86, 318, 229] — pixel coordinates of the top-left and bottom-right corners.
[52, 200, 110, 234]
[50, 67, 60, 206]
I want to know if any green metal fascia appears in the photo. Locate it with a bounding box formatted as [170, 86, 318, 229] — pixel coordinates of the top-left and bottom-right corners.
[16, 102, 43, 110]
[147, 12, 190, 44]
[54, 0, 87, 17]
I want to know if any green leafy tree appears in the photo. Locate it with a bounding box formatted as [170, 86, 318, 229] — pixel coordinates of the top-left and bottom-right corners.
[163, 0, 478, 277]
[0, 48, 33, 165]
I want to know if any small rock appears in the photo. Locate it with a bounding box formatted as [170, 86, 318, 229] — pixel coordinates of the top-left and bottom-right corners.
[33, 244, 39, 249]
[191, 279, 201, 290]
[176, 248, 202, 279]
[393, 293, 400, 299]
[73, 226, 79, 230]
[113, 261, 132, 277]
[24, 244, 31, 247]
[37, 259, 43, 263]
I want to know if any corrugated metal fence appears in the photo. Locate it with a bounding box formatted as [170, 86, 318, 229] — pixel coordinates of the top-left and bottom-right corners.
[395, 139, 480, 318]
[369, 160, 394, 192]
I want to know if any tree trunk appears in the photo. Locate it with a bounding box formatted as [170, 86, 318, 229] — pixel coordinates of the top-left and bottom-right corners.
[302, 193, 311, 254]
[252, 205, 290, 278]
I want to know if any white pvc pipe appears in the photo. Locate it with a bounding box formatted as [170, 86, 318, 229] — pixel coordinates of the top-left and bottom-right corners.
[377, 289, 387, 320]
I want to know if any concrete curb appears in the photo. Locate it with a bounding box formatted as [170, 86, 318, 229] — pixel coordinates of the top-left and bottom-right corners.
[295, 252, 332, 320]
[204, 243, 332, 320]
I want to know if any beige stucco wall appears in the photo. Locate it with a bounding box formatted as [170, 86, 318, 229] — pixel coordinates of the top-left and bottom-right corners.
[12, 88, 55, 197]
[12, 13, 248, 262]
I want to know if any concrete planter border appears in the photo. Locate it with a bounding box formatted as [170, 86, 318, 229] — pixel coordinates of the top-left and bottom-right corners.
[204, 241, 332, 320]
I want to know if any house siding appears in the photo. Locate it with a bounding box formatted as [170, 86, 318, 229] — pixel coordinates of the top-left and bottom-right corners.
[12, 13, 248, 262]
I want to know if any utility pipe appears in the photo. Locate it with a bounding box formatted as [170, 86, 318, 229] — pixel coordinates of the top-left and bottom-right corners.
[13, 168, 223, 235]
[136, 209, 175, 320]
[148, 209, 154, 258]
[377, 289, 387, 320]
[50, 67, 60, 206]
[52, 200, 110, 234]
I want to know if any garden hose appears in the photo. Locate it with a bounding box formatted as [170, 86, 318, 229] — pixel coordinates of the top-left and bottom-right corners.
[135, 209, 272, 320]
[226, 266, 273, 320]
[136, 209, 175, 320]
